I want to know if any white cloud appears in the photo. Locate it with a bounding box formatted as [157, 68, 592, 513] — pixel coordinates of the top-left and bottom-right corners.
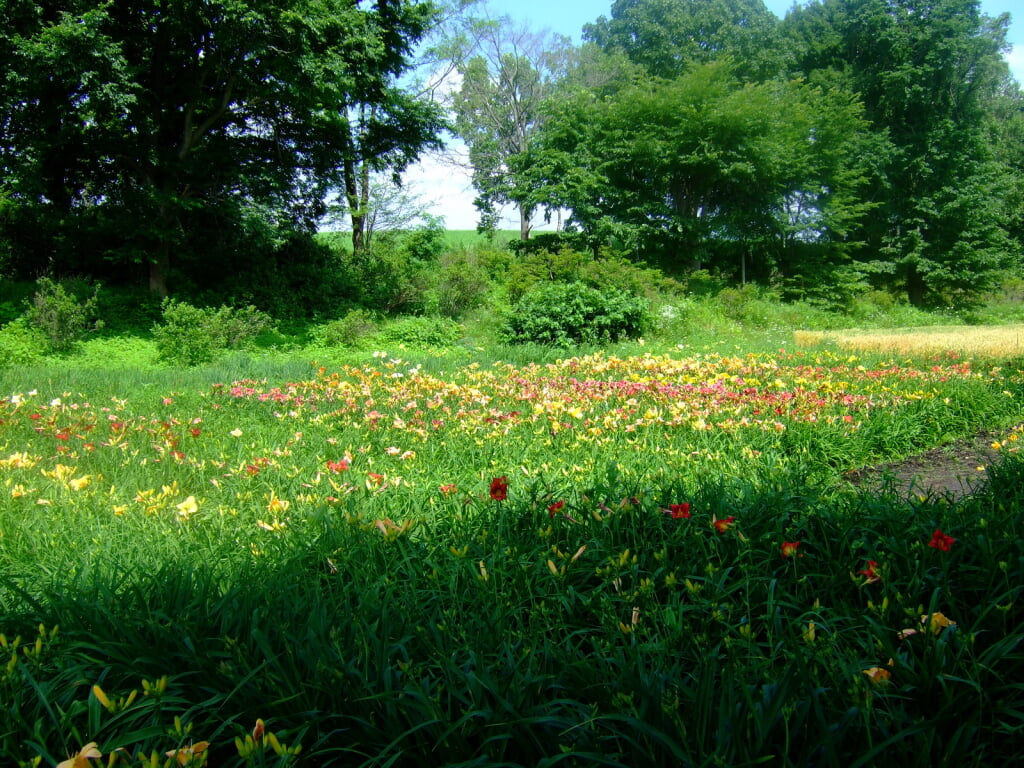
[1005, 48, 1024, 85]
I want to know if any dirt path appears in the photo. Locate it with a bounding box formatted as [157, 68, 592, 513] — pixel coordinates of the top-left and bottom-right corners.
[845, 429, 1012, 500]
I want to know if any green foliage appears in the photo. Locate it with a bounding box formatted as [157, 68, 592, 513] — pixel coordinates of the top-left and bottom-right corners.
[502, 281, 648, 346]
[0, 317, 46, 367]
[426, 249, 492, 318]
[25, 277, 103, 353]
[152, 300, 271, 366]
[311, 309, 381, 349]
[378, 315, 464, 347]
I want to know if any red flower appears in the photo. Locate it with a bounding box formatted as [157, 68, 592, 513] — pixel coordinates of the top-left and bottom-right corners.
[489, 476, 508, 501]
[666, 503, 691, 519]
[928, 529, 955, 552]
[326, 458, 350, 473]
[439, 484, 458, 496]
[781, 540, 801, 558]
[548, 500, 565, 517]
[858, 560, 881, 584]
[712, 515, 736, 533]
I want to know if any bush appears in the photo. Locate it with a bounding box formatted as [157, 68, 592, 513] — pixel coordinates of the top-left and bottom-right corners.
[0, 317, 47, 366]
[501, 282, 649, 346]
[311, 309, 381, 349]
[428, 250, 492, 318]
[25, 276, 103, 353]
[152, 300, 272, 366]
[378, 316, 464, 348]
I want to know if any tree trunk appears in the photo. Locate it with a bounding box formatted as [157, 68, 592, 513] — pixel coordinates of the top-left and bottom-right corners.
[518, 203, 531, 241]
[906, 264, 927, 307]
[149, 240, 169, 298]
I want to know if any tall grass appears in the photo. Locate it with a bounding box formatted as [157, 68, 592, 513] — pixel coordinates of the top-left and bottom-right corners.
[2, 333, 1024, 765]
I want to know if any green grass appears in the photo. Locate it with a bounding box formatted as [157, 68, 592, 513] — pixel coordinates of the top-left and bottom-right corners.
[1, 338, 1024, 766]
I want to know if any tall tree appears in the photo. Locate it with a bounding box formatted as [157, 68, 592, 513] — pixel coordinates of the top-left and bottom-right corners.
[531, 61, 878, 279]
[583, 0, 786, 82]
[0, 0, 444, 294]
[451, 19, 571, 239]
[782, 0, 1015, 306]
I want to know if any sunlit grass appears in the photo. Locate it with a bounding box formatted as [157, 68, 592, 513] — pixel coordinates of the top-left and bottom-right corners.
[795, 324, 1024, 357]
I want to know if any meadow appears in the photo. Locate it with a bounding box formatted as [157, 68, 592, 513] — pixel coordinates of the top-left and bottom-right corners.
[2, 327, 1024, 767]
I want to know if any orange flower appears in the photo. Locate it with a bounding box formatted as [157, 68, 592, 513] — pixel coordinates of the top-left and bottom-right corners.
[712, 515, 735, 533]
[862, 662, 893, 685]
[439, 483, 458, 496]
[780, 540, 801, 558]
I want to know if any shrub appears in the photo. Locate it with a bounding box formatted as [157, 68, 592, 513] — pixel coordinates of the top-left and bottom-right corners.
[501, 282, 649, 346]
[0, 317, 46, 366]
[25, 276, 103, 353]
[378, 315, 464, 348]
[152, 300, 271, 366]
[428, 250, 492, 318]
[311, 309, 381, 349]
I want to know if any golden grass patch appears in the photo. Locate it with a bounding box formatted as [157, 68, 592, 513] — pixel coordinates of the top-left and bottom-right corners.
[794, 325, 1024, 357]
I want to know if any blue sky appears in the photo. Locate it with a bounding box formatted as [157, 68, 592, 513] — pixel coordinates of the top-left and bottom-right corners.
[406, 0, 1021, 230]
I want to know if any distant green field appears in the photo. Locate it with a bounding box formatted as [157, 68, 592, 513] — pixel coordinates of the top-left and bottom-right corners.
[316, 229, 518, 252]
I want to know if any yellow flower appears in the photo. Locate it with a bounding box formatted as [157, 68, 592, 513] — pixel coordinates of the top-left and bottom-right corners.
[176, 496, 199, 520]
[166, 741, 209, 767]
[862, 660, 894, 685]
[68, 475, 91, 491]
[229, 428, 243, 438]
[57, 743, 102, 768]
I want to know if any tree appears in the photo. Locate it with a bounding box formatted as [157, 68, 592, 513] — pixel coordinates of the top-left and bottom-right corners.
[782, 0, 1016, 306]
[451, 19, 571, 240]
[583, 0, 786, 82]
[530, 61, 878, 280]
[0, 0, 444, 295]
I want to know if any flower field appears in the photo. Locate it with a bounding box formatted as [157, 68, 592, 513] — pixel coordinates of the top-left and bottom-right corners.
[2, 347, 1024, 766]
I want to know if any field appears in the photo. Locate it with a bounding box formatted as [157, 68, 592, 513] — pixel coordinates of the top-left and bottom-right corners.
[2, 337, 1024, 766]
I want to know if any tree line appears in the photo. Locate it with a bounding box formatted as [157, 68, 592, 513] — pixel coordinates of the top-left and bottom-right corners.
[1, 0, 1021, 314]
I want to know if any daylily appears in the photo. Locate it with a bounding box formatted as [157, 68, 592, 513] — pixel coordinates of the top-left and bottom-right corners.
[57, 743, 102, 768]
[439, 484, 458, 496]
[712, 515, 736, 533]
[862, 661, 893, 686]
[166, 741, 209, 767]
[548, 500, 565, 517]
[928, 529, 955, 551]
[489, 476, 508, 501]
[665, 503, 691, 519]
[781, 540, 801, 558]
[326, 458, 350, 473]
[857, 560, 881, 584]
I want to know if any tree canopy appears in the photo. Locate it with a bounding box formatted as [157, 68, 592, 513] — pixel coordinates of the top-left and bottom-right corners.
[0, 0, 444, 295]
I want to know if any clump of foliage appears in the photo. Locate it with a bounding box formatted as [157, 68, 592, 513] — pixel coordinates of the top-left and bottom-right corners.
[311, 308, 381, 349]
[502, 282, 649, 346]
[0, 317, 47, 366]
[152, 299, 271, 366]
[25, 276, 103, 353]
[378, 315, 464, 347]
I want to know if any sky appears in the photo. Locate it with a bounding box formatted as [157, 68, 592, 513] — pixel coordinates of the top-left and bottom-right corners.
[403, 0, 1022, 231]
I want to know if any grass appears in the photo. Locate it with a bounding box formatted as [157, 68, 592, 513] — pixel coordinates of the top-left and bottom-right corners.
[2, 337, 1024, 766]
[795, 324, 1024, 358]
